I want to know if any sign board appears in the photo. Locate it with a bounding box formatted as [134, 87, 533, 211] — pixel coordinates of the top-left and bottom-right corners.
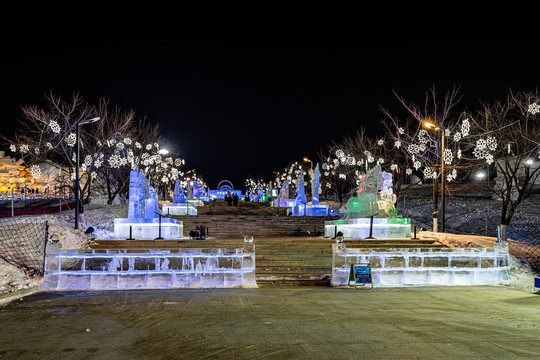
[348, 263, 373, 289]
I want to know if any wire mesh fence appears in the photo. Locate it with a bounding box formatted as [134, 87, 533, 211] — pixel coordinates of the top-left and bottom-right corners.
[397, 194, 540, 275]
[0, 217, 48, 276]
[501, 227, 540, 275]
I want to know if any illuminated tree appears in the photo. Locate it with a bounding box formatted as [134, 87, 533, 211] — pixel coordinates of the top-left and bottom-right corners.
[462, 89, 540, 231]
[380, 86, 466, 231]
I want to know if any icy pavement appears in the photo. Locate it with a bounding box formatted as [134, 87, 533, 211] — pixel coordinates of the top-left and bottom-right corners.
[0, 286, 538, 359]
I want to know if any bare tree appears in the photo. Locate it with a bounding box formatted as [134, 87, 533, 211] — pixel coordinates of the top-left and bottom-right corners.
[91, 98, 161, 205]
[463, 89, 540, 234]
[380, 86, 465, 232]
[4, 92, 99, 227]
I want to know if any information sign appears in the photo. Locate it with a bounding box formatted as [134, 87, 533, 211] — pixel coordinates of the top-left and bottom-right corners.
[348, 263, 373, 289]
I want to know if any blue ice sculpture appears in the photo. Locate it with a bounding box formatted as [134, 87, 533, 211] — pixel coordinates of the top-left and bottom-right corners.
[291, 167, 329, 216]
[114, 168, 183, 239]
[173, 179, 187, 204]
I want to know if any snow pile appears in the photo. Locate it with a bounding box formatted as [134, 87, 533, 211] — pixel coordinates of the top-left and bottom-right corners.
[0, 259, 41, 298]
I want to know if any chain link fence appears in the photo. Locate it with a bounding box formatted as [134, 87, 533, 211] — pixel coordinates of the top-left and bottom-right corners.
[397, 194, 540, 275]
[0, 217, 49, 276]
[502, 227, 540, 275]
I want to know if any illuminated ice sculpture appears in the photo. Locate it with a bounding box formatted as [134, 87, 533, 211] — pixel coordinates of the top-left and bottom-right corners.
[325, 165, 411, 238]
[162, 179, 197, 216]
[290, 164, 329, 216]
[40, 243, 257, 290]
[331, 242, 511, 287]
[114, 169, 183, 239]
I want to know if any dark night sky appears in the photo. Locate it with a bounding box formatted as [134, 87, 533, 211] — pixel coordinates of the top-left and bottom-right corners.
[1, 12, 538, 190]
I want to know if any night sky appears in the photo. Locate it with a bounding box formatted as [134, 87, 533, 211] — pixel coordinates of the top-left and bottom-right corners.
[1, 13, 538, 190]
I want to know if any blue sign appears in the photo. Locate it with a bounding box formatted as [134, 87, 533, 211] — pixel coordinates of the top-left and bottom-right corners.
[353, 265, 372, 284]
[535, 277, 540, 289]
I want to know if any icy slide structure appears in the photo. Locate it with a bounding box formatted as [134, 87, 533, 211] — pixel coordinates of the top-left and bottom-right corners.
[40, 246, 257, 290]
[331, 242, 511, 287]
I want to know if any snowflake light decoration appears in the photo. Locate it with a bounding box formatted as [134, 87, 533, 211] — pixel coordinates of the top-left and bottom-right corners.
[49, 120, 61, 134]
[30, 164, 41, 180]
[413, 160, 421, 170]
[528, 103, 540, 114]
[123, 137, 132, 145]
[443, 148, 453, 165]
[461, 119, 470, 137]
[398, 127, 405, 135]
[84, 155, 92, 166]
[454, 132, 462, 142]
[108, 154, 122, 168]
[174, 158, 182, 167]
[423, 167, 434, 179]
[405, 168, 413, 175]
[135, 142, 142, 149]
[66, 133, 76, 147]
[407, 144, 419, 154]
[20, 144, 29, 153]
[394, 140, 401, 148]
[46, 142, 53, 149]
[476, 139, 487, 150]
[486, 136, 497, 151]
[390, 164, 398, 171]
[116, 142, 125, 150]
[335, 149, 345, 158]
[9, 144, 16, 152]
[146, 144, 152, 150]
[34, 147, 40, 154]
[473, 146, 489, 160]
[377, 139, 384, 146]
[457, 148, 462, 159]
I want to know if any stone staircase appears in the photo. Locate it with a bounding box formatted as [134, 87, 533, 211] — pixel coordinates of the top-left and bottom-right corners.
[168, 213, 339, 238]
[90, 237, 445, 287]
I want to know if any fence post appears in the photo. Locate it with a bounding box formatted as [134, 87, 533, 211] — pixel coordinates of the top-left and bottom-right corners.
[11, 188, 14, 217]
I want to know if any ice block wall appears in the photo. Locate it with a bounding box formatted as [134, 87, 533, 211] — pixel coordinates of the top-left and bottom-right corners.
[331, 242, 511, 287]
[41, 247, 257, 290]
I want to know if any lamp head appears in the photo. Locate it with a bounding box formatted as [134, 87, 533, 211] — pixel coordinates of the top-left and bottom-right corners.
[79, 117, 101, 125]
[423, 121, 440, 131]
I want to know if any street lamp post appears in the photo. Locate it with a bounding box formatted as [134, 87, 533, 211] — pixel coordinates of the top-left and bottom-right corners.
[423, 121, 446, 233]
[75, 117, 100, 230]
[303, 157, 313, 171]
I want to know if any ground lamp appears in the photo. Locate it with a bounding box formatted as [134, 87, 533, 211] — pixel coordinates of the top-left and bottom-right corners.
[423, 120, 446, 232]
[75, 117, 101, 230]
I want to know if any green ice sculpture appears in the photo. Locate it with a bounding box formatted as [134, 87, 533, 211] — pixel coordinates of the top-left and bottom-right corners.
[343, 164, 396, 219]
